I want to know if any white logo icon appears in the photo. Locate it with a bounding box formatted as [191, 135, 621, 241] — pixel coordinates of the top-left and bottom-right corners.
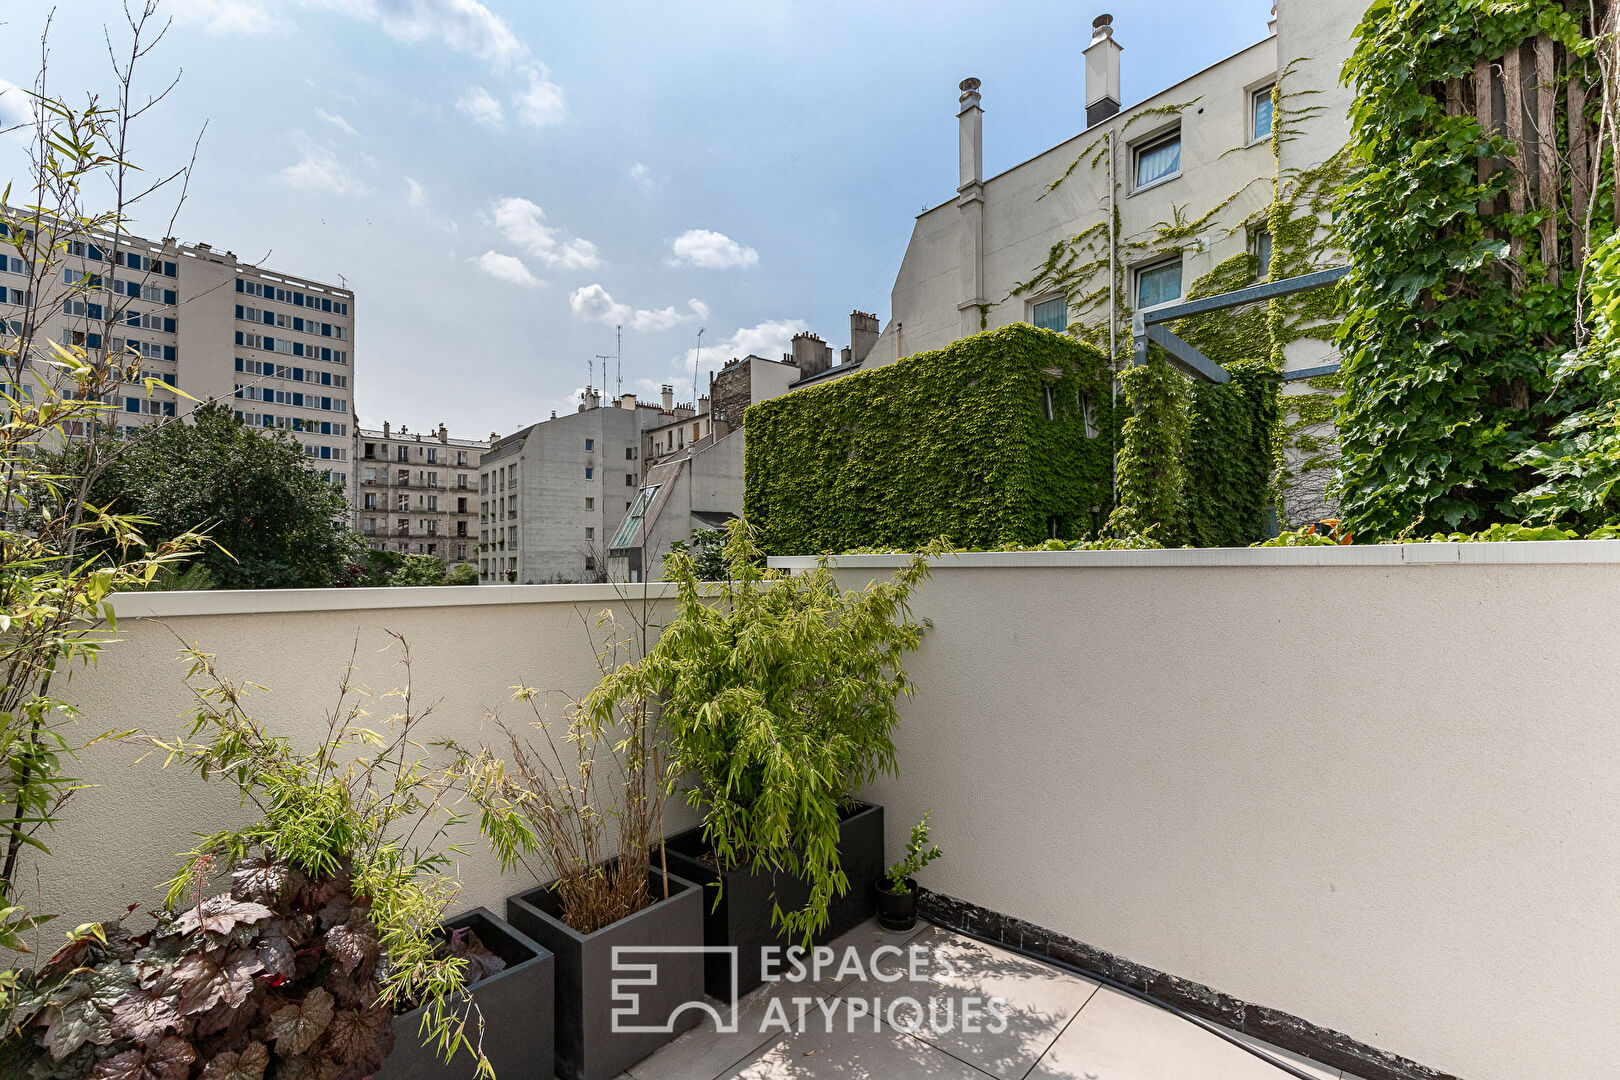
[610, 946, 739, 1034]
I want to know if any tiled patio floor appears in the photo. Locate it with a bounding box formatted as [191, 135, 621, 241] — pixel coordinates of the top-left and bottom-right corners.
[621, 919, 1357, 1080]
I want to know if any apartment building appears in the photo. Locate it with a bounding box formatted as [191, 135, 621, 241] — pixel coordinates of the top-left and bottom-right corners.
[356, 422, 490, 566]
[826, 0, 1363, 520]
[479, 390, 667, 584]
[609, 429, 743, 582]
[0, 218, 356, 490]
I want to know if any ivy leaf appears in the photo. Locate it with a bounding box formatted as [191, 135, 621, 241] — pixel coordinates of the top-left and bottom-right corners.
[110, 988, 182, 1042]
[171, 949, 264, 1015]
[198, 1042, 268, 1080]
[268, 986, 334, 1055]
[90, 1036, 195, 1080]
[172, 896, 274, 938]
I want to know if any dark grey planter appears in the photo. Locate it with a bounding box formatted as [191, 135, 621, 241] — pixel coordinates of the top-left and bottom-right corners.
[663, 801, 884, 998]
[380, 907, 555, 1080]
[506, 865, 705, 1080]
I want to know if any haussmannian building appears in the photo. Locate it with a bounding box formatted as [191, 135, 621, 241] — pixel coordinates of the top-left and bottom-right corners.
[356, 422, 490, 566]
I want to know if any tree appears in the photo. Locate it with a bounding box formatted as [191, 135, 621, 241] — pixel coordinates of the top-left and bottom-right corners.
[387, 553, 447, 587]
[80, 403, 358, 589]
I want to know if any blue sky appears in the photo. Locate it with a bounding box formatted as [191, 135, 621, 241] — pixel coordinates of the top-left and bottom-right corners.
[0, 0, 1273, 437]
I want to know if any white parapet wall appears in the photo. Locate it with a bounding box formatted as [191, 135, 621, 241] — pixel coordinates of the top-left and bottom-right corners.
[17, 582, 690, 946]
[771, 542, 1620, 1080]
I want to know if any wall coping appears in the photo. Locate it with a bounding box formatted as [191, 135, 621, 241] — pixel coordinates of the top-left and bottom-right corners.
[767, 539, 1620, 571]
[107, 582, 683, 619]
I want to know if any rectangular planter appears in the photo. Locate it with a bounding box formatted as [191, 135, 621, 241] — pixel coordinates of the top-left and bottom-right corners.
[506, 864, 706, 1080]
[380, 907, 555, 1080]
[663, 801, 884, 998]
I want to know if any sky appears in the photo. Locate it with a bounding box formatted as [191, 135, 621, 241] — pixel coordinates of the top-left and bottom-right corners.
[0, 0, 1273, 438]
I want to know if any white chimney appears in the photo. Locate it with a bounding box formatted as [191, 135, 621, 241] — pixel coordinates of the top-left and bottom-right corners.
[660, 384, 674, 411]
[958, 78, 983, 190]
[1268, 2, 1277, 35]
[1084, 14, 1123, 126]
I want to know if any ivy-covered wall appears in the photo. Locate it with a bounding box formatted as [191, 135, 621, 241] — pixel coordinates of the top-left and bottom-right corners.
[744, 324, 1115, 554]
[1334, 0, 1614, 537]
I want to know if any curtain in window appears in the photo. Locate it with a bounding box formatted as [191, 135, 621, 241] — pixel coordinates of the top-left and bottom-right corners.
[1136, 263, 1182, 309]
[1135, 136, 1180, 187]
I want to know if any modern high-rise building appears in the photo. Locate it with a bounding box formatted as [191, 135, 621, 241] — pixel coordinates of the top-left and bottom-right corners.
[479, 390, 668, 584]
[0, 219, 356, 492]
[355, 422, 490, 566]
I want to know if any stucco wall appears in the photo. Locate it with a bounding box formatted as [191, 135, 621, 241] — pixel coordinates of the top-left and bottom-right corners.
[14, 583, 692, 944]
[774, 544, 1620, 1080]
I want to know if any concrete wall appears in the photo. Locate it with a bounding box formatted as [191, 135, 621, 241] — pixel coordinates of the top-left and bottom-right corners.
[17, 584, 692, 941]
[775, 544, 1620, 1080]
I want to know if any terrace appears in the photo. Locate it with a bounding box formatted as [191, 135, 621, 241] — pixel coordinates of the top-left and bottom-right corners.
[21, 537, 1613, 1080]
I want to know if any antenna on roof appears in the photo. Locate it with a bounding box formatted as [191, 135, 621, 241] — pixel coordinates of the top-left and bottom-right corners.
[693, 327, 705, 406]
[616, 325, 623, 398]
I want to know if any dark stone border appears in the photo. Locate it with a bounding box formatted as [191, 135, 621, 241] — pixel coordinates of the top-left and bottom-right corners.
[917, 890, 1463, 1080]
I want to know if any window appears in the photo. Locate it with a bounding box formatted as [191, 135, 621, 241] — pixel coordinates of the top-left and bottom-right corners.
[1133, 130, 1181, 190]
[1252, 84, 1275, 142]
[585, 438, 594, 451]
[625, 473, 635, 486]
[426, 448, 437, 464]
[1031, 296, 1067, 333]
[1135, 259, 1183, 310]
[585, 497, 594, 510]
[585, 527, 595, 540]
[626, 446, 636, 460]
[1253, 228, 1273, 276]
[585, 466, 594, 480]
[1041, 386, 1056, 422]
[612, 484, 662, 549]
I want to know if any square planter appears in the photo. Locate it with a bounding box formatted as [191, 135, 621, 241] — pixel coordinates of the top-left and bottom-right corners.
[380, 907, 555, 1080]
[662, 801, 884, 998]
[506, 865, 706, 1080]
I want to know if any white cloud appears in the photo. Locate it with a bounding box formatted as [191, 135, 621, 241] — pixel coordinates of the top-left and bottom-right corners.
[315, 108, 358, 137]
[667, 229, 760, 270]
[277, 149, 369, 196]
[302, 0, 525, 65]
[513, 65, 565, 127]
[492, 197, 600, 270]
[471, 251, 542, 288]
[0, 77, 42, 139]
[628, 162, 657, 193]
[404, 177, 427, 207]
[170, 0, 285, 34]
[570, 285, 708, 334]
[679, 318, 807, 373]
[456, 85, 505, 128]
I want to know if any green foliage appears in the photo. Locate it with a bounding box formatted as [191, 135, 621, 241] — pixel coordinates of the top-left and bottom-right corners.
[387, 554, 448, 588]
[745, 324, 1115, 554]
[74, 403, 360, 589]
[1333, 0, 1606, 538]
[1109, 358, 1280, 546]
[145, 639, 492, 1076]
[883, 812, 942, 896]
[444, 561, 479, 586]
[585, 521, 933, 942]
[666, 528, 727, 581]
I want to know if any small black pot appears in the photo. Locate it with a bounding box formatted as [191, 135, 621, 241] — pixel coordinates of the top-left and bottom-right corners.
[875, 878, 918, 932]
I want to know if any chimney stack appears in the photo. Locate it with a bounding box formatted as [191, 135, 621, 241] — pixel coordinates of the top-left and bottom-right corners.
[382, 421, 390, 438]
[621, 391, 637, 411]
[437, 423, 447, 443]
[698, 394, 710, 415]
[660, 384, 674, 411]
[791, 331, 833, 380]
[849, 310, 880, 365]
[1267, 1, 1277, 35]
[958, 78, 983, 190]
[1084, 15, 1123, 126]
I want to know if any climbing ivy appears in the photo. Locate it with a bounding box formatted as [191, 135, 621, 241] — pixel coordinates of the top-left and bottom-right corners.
[1333, 0, 1610, 537]
[744, 324, 1116, 554]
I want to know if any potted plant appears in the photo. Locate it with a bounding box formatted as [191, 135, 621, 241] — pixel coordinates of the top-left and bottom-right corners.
[453, 610, 704, 1080]
[588, 521, 937, 996]
[876, 812, 944, 932]
[0, 637, 551, 1080]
